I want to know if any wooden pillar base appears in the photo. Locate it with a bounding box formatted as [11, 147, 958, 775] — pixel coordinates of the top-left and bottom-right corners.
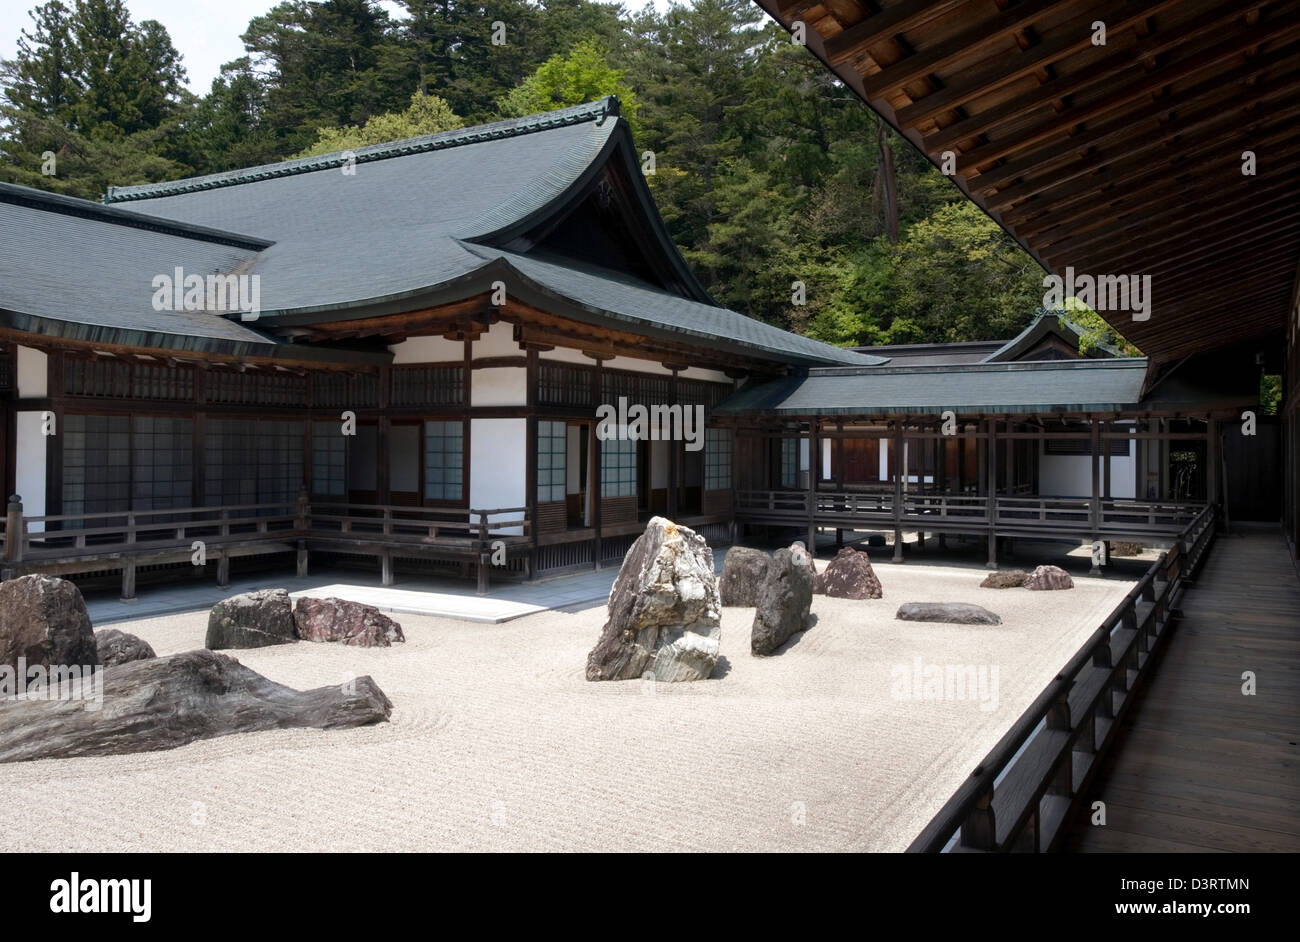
[296, 543, 309, 578]
[892, 528, 904, 562]
[835, 528, 843, 548]
[477, 553, 489, 595]
[216, 555, 230, 588]
[986, 531, 998, 570]
[120, 562, 136, 602]
[938, 533, 947, 550]
[381, 550, 394, 587]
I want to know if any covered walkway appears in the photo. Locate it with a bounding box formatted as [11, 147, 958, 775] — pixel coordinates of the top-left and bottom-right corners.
[1067, 525, 1300, 852]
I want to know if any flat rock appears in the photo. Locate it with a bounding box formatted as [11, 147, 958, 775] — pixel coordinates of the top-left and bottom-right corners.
[1109, 541, 1143, 557]
[205, 588, 297, 649]
[719, 547, 770, 607]
[751, 548, 814, 656]
[0, 575, 97, 674]
[1024, 565, 1075, 590]
[980, 569, 1028, 589]
[94, 629, 156, 667]
[896, 602, 1002, 625]
[0, 649, 392, 763]
[586, 517, 720, 682]
[817, 547, 882, 599]
[294, 597, 405, 647]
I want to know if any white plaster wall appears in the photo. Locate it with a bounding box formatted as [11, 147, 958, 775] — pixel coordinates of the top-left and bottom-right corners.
[15, 411, 46, 529]
[536, 349, 732, 384]
[471, 366, 526, 406]
[471, 321, 519, 358]
[470, 418, 526, 533]
[16, 346, 47, 398]
[1039, 441, 1136, 498]
[388, 335, 463, 364]
[822, 438, 832, 480]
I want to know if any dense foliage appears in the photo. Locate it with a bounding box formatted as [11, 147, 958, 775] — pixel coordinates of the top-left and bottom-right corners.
[2, 0, 1081, 348]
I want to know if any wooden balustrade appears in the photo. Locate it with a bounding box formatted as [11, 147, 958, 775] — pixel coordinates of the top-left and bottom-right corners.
[906, 504, 1215, 853]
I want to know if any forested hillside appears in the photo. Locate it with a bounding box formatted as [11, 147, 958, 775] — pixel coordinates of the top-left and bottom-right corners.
[2, 0, 1068, 347]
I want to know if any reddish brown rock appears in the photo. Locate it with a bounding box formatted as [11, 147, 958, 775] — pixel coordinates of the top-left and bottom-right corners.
[0, 575, 97, 674]
[817, 547, 883, 599]
[1109, 541, 1143, 557]
[1024, 565, 1074, 590]
[293, 597, 405, 647]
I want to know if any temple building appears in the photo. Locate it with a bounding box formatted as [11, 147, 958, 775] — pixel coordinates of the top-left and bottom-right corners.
[0, 98, 1268, 595]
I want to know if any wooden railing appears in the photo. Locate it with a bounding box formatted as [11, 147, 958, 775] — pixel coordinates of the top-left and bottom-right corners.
[1, 494, 533, 597]
[905, 503, 1216, 853]
[736, 489, 1205, 538]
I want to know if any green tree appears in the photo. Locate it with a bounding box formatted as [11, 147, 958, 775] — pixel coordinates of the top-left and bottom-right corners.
[294, 90, 463, 156]
[498, 40, 638, 136]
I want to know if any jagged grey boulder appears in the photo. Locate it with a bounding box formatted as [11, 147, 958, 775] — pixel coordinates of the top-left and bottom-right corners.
[294, 597, 405, 647]
[586, 517, 720, 682]
[896, 602, 1002, 626]
[95, 629, 156, 667]
[0, 575, 97, 674]
[1025, 565, 1075, 590]
[719, 547, 770, 607]
[980, 569, 1028, 589]
[817, 547, 883, 599]
[205, 589, 297, 649]
[0, 649, 392, 763]
[751, 548, 814, 656]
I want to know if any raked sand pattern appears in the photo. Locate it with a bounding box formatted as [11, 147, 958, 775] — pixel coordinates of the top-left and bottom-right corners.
[0, 559, 1133, 852]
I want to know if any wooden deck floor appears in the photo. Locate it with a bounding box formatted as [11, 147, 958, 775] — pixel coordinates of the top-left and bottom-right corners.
[1067, 525, 1300, 852]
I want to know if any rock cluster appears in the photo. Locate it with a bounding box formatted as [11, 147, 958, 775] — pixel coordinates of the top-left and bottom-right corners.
[94, 629, 156, 667]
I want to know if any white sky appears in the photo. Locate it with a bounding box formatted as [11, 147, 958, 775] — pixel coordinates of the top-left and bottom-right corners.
[0, 0, 678, 95]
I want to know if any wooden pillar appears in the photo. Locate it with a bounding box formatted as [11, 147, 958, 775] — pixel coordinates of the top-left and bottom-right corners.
[525, 349, 538, 579]
[807, 420, 818, 552]
[1090, 417, 1101, 534]
[986, 417, 998, 569]
[892, 419, 904, 562]
[668, 369, 679, 520]
[591, 360, 603, 569]
[1102, 418, 1112, 499]
[1206, 416, 1219, 512]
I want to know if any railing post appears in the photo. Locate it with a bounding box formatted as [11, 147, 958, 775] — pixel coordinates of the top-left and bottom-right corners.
[476, 511, 490, 595]
[959, 784, 997, 851]
[1046, 690, 1073, 799]
[4, 495, 24, 571]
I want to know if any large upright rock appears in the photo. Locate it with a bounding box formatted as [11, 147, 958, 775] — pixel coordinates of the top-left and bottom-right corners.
[751, 548, 814, 656]
[95, 629, 156, 667]
[586, 517, 720, 682]
[719, 547, 770, 607]
[788, 541, 817, 574]
[1024, 565, 1074, 590]
[0, 575, 97, 673]
[294, 597, 405, 647]
[816, 547, 883, 599]
[205, 589, 296, 650]
[0, 650, 392, 763]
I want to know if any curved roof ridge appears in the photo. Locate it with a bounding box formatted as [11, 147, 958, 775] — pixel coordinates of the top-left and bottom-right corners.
[104, 97, 621, 204]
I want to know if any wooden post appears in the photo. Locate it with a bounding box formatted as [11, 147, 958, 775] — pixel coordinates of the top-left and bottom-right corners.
[668, 368, 679, 520]
[476, 511, 490, 595]
[807, 421, 818, 552]
[526, 348, 539, 579]
[960, 786, 997, 851]
[986, 418, 998, 569]
[3, 495, 23, 570]
[119, 511, 137, 601]
[892, 420, 904, 562]
[1206, 416, 1219, 514]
